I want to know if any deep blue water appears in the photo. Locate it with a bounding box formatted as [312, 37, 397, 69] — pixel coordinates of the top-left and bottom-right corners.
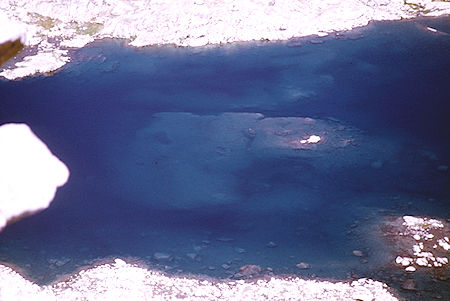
[0, 17, 449, 292]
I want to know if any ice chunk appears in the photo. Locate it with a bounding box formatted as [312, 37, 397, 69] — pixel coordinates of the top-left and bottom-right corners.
[416, 257, 428, 266]
[299, 135, 321, 144]
[395, 256, 413, 266]
[405, 266, 416, 272]
[438, 238, 450, 251]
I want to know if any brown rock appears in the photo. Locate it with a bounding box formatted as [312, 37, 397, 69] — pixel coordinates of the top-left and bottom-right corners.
[0, 39, 24, 68]
[235, 264, 262, 278]
[401, 279, 417, 291]
[296, 262, 311, 269]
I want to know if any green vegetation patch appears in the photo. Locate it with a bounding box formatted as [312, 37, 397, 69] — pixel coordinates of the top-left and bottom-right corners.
[27, 13, 59, 30]
[73, 22, 104, 36]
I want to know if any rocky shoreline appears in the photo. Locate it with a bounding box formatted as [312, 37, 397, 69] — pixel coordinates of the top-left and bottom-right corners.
[1, 258, 400, 301]
[1, 0, 450, 79]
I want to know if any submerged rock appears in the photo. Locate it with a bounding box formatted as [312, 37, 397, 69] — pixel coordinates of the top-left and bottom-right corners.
[296, 262, 311, 270]
[186, 253, 199, 261]
[234, 264, 262, 279]
[221, 263, 231, 270]
[266, 241, 277, 248]
[216, 237, 235, 242]
[436, 165, 448, 172]
[113, 112, 399, 209]
[153, 252, 172, 261]
[234, 247, 246, 254]
[49, 257, 71, 267]
[400, 279, 417, 291]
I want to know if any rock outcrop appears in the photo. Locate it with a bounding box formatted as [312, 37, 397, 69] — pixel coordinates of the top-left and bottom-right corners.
[0, 12, 25, 68]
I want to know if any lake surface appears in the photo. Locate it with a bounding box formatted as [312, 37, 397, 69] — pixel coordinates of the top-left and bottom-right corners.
[0, 17, 449, 296]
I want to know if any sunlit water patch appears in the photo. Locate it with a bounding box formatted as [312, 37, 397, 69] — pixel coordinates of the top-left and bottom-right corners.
[0, 18, 449, 299]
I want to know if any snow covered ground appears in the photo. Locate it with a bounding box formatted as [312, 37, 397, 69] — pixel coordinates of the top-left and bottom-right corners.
[0, 11, 24, 45]
[0, 258, 398, 301]
[1, 0, 450, 79]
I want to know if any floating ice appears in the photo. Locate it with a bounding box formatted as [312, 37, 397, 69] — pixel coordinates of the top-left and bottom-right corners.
[299, 135, 321, 144]
[436, 257, 448, 265]
[395, 256, 413, 267]
[416, 257, 428, 266]
[403, 216, 444, 230]
[438, 237, 450, 251]
[390, 216, 449, 272]
[405, 266, 416, 272]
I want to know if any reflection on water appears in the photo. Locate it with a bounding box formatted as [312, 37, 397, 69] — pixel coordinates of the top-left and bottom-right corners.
[0, 18, 449, 299]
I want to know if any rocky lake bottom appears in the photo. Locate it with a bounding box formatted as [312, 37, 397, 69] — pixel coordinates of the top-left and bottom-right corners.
[0, 18, 449, 300]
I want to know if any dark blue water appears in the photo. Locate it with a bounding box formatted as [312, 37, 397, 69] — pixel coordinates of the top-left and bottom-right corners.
[0, 18, 449, 291]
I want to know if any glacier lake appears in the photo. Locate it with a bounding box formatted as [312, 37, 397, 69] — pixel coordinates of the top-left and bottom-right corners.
[1, 18, 449, 299]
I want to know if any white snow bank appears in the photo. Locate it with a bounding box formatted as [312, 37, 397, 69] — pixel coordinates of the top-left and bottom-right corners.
[0, 259, 398, 300]
[1, 0, 449, 79]
[0, 123, 69, 230]
[0, 48, 69, 80]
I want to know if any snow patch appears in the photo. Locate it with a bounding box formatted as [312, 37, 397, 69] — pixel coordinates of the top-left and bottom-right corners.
[0, 123, 69, 230]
